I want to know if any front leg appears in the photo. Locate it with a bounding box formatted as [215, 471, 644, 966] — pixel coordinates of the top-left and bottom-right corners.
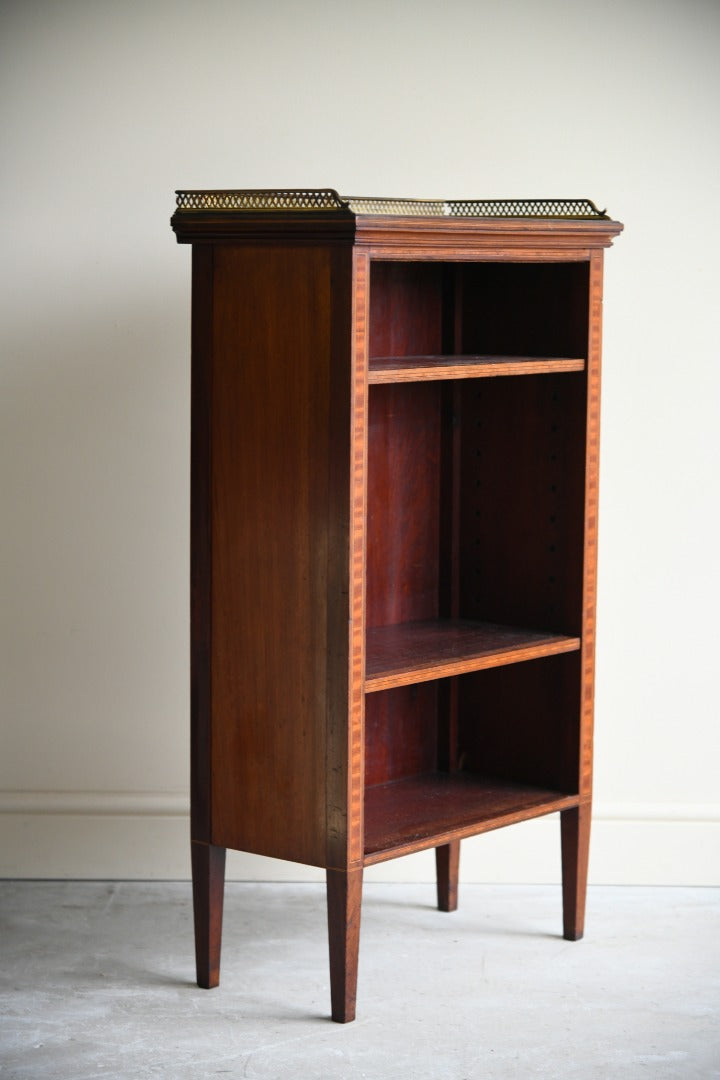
[191, 841, 226, 988]
[326, 867, 363, 1022]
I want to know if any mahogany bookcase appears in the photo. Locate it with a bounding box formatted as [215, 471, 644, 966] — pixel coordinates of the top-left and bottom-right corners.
[170, 190, 622, 1022]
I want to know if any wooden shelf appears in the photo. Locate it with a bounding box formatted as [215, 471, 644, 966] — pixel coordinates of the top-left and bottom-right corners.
[365, 619, 580, 693]
[368, 355, 585, 384]
[364, 772, 579, 863]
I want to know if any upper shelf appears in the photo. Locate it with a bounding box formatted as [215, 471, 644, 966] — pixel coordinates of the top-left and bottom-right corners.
[365, 619, 580, 693]
[368, 355, 585, 384]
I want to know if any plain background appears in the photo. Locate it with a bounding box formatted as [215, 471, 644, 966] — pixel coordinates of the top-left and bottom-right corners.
[0, 0, 718, 884]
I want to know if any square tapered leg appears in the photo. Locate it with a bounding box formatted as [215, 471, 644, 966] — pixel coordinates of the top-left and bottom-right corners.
[561, 804, 591, 941]
[436, 840, 460, 912]
[191, 841, 226, 988]
[326, 867, 363, 1023]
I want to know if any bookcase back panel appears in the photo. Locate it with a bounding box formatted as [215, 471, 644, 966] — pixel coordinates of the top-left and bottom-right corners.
[459, 262, 590, 358]
[458, 373, 587, 636]
[367, 260, 589, 361]
[457, 652, 582, 794]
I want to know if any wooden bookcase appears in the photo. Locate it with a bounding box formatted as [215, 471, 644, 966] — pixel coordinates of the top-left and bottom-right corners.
[171, 190, 622, 1022]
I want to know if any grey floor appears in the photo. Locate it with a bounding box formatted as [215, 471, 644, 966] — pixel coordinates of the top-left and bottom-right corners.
[1, 882, 718, 1079]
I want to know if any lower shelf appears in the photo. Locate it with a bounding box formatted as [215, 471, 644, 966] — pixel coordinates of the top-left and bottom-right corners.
[363, 772, 579, 865]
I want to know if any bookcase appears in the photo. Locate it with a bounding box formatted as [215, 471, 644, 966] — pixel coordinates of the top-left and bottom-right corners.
[171, 190, 622, 1022]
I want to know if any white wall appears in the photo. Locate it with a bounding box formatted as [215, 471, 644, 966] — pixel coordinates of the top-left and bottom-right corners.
[1, 0, 718, 884]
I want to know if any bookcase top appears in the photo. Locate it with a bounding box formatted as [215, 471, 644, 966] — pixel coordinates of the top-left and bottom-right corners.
[173, 189, 610, 220]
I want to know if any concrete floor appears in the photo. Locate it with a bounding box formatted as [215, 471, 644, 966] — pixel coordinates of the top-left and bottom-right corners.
[0, 882, 718, 1079]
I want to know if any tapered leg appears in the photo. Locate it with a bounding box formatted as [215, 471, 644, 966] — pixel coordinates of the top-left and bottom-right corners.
[436, 840, 460, 912]
[191, 841, 226, 988]
[326, 867, 363, 1023]
[561, 804, 591, 941]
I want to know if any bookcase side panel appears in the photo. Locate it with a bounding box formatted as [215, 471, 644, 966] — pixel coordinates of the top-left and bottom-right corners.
[208, 243, 349, 867]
